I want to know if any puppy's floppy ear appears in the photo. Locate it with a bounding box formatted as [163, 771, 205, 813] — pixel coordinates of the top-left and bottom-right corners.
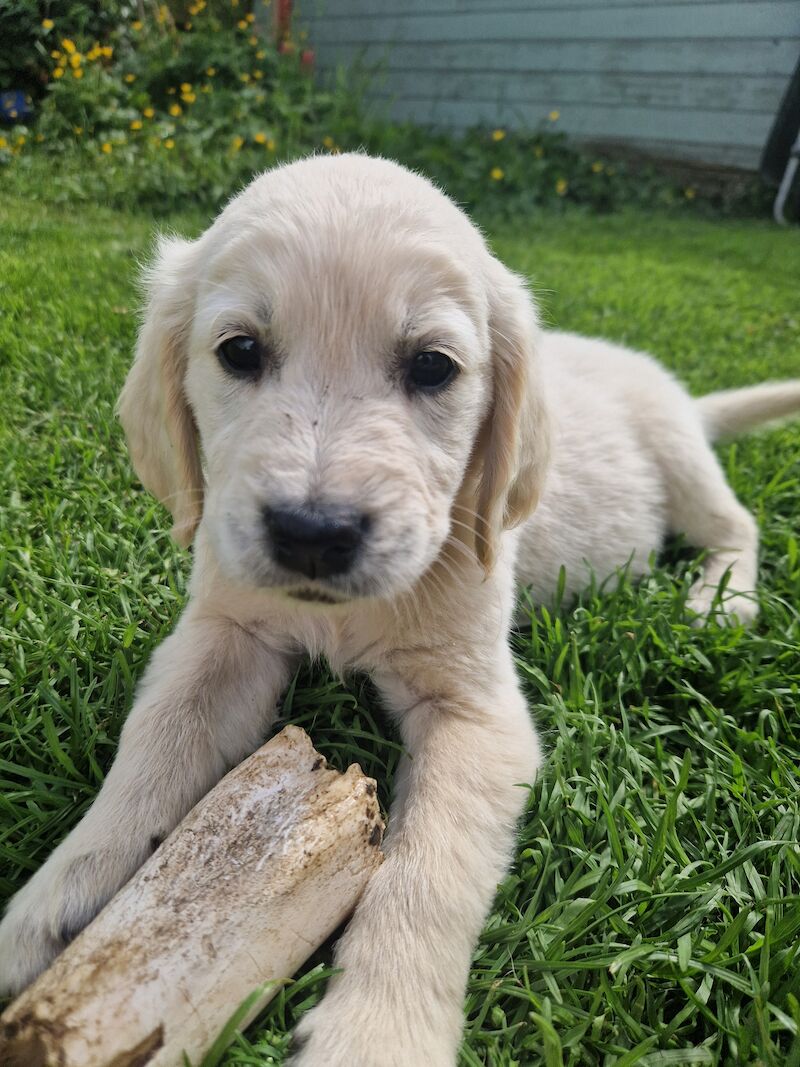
[117, 235, 204, 547]
[471, 259, 551, 570]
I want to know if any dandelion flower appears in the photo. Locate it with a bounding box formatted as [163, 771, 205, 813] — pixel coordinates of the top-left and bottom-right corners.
[16, 135, 26, 146]
[101, 142, 112, 154]
[164, 138, 175, 149]
[254, 132, 267, 144]
[490, 167, 504, 181]
[240, 72, 251, 83]
[143, 106, 155, 118]
[249, 35, 258, 46]
[181, 82, 192, 93]
[72, 67, 84, 79]
[684, 187, 696, 200]
[534, 144, 544, 158]
[266, 138, 275, 151]
[132, 20, 143, 31]
[69, 52, 82, 68]
[42, 18, 54, 29]
[322, 135, 335, 149]
[549, 109, 560, 122]
[51, 49, 61, 59]
[232, 134, 244, 151]
[73, 125, 83, 135]
[131, 119, 143, 130]
[253, 70, 263, 79]
[591, 161, 604, 173]
[555, 177, 568, 196]
[181, 91, 196, 103]
[124, 73, 136, 83]
[206, 66, 216, 76]
[491, 129, 505, 142]
[256, 50, 265, 59]
[62, 38, 76, 54]
[0, 136, 7, 148]
[53, 67, 64, 78]
[237, 18, 248, 29]
[169, 103, 182, 116]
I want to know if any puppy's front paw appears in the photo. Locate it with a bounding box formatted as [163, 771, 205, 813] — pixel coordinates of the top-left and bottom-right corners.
[0, 844, 148, 998]
[687, 581, 759, 626]
[287, 994, 456, 1067]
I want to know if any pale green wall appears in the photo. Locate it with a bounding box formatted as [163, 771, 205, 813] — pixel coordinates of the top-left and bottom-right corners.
[296, 0, 800, 170]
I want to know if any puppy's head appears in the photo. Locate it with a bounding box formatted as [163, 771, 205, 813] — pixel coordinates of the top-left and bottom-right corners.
[119, 155, 549, 604]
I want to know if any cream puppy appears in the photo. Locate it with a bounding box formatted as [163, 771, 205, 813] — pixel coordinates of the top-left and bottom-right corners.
[1, 154, 799, 1067]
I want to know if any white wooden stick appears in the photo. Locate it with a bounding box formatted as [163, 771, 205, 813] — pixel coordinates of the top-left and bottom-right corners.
[0, 725, 384, 1067]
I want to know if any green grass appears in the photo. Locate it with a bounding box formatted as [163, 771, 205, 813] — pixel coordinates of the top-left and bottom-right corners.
[1, 196, 799, 1066]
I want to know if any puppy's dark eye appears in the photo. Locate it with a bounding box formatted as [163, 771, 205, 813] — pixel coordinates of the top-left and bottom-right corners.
[217, 335, 263, 378]
[407, 350, 457, 393]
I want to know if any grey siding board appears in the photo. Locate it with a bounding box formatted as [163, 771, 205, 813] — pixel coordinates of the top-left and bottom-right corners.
[320, 39, 799, 79]
[301, 0, 800, 170]
[304, 5, 799, 43]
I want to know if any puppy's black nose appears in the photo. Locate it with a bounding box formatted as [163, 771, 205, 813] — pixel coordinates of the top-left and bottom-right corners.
[264, 506, 367, 580]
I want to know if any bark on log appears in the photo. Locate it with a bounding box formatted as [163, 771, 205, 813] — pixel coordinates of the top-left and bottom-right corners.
[0, 725, 384, 1067]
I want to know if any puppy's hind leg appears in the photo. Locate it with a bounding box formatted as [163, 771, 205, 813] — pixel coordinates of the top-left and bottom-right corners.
[661, 420, 759, 624]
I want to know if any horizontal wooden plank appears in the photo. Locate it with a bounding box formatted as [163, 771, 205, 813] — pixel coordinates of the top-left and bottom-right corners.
[370, 68, 786, 115]
[312, 37, 800, 79]
[300, 3, 800, 43]
[370, 94, 774, 149]
[300, 0, 773, 16]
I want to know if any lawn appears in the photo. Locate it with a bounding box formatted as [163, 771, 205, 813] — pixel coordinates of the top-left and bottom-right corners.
[1, 195, 799, 1066]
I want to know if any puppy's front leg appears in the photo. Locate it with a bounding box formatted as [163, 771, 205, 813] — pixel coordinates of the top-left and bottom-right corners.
[0, 607, 293, 997]
[291, 648, 541, 1067]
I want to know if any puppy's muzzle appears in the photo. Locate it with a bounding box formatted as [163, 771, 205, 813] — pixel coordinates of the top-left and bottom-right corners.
[264, 505, 368, 580]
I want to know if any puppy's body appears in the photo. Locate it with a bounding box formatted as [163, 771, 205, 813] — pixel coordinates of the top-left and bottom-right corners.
[1, 154, 798, 1065]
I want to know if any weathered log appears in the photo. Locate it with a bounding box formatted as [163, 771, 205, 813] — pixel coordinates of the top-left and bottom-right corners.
[0, 725, 384, 1067]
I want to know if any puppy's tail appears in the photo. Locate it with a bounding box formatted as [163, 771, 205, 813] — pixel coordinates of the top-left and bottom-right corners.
[698, 380, 800, 441]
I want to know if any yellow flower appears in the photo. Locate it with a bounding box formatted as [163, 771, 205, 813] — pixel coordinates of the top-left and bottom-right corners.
[555, 177, 568, 196]
[255, 50, 265, 59]
[237, 18, 247, 29]
[266, 137, 275, 151]
[143, 106, 155, 118]
[180, 82, 192, 93]
[72, 67, 84, 79]
[73, 125, 83, 135]
[101, 142, 112, 154]
[253, 70, 263, 80]
[0, 136, 7, 148]
[231, 0, 239, 6]
[249, 35, 258, 46]
[102, 46, 113, 58]
[42, 18, 54, 29]
[16, 135, 26, 146]
[684, 187, 696, 200]
[549, 109, 560, 122]
[322, 135, 335, 149]
[164, 138, 175, 149]
[35, 132, 45, 142]
[130, 119, 143, 130]
[201, 83, 211, 93]
[51, 49, 61, 58]
[534, 144, 544, 158]
[167, 86, 176, 94]
[53, 67, 64, 78]
[254, 131, 267, 144]
[206, 66, 216, 76]
[124, 73, 136, 83]
[240, 72, 251, 83]
[132, 19, 143, 31]
[62, 38, 76, 54]
[491, 129, 505, 142]
[69, 52, 82, 68]
[181, 91, 196, 103]
[490, 167, 504, 181]
[169, 103, 182, 116]
[232, 134, 244, 151]
[591, 160, 604, 173]
[246, 11, 255, 21]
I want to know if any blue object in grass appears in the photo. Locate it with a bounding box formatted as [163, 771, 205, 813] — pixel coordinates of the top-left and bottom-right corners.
[1, 91, 33, 124]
